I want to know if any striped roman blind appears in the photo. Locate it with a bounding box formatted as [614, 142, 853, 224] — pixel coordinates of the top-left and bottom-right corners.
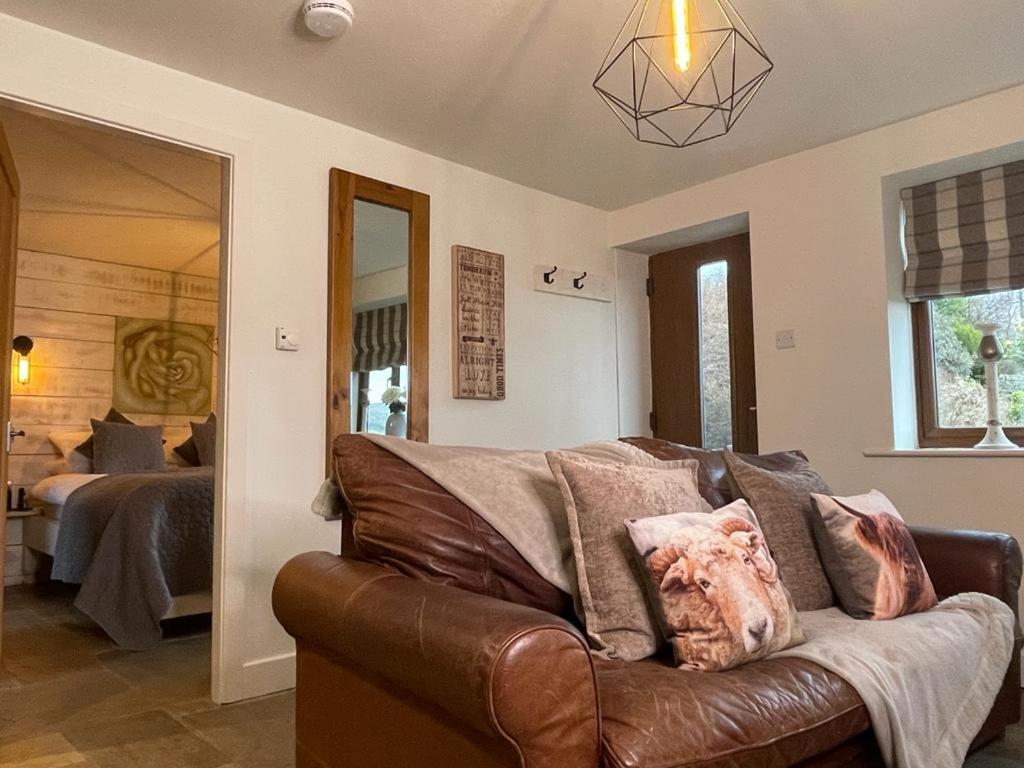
[901, 160, 1024, 301]
[352, 303, 408, 372]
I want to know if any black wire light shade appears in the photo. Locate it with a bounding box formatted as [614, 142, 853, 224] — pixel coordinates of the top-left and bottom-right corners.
[594, 0, 773, 148]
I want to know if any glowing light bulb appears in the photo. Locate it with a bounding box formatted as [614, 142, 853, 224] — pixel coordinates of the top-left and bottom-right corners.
[17, 354, 29, 385]
[672, 0, 691, 73]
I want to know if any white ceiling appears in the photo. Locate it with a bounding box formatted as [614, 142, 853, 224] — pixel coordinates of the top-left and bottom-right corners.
[0, 103, 222, 277]
[1, 1, 1022, 210]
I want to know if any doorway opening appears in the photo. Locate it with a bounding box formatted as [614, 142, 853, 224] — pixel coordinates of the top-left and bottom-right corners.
[648, 232, 758, 452]
[0, 99, 235, 753]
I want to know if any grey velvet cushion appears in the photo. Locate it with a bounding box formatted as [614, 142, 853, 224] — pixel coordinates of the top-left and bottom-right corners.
[546, 450, 711, 661]
[91, 420, 166, 474]
[174, 413, 216, 466]
[190, 422, 217, 467]
[723, 450, 834, 611]
[75, 408, 132, 459]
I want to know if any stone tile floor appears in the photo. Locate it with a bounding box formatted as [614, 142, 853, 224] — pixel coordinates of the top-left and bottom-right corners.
[0, 582, 1021, 766]
[0, 583, 294, 767]
[967, 721, 1024, 767]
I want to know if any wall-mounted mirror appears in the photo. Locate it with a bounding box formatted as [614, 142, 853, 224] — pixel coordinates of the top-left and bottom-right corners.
[327, 170, 429, 466]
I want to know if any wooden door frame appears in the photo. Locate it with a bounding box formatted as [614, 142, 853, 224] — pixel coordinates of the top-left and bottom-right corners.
[327, 170, 430, 468]
[648, 233, 757, 452]
[0, 120, 21, 655]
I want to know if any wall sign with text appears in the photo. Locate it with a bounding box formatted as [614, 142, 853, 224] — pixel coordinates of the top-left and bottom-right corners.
[452, 245, 505, 400]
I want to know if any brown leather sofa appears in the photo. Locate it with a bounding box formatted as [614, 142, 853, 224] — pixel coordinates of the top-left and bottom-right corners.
[274, 436, 1023, 767]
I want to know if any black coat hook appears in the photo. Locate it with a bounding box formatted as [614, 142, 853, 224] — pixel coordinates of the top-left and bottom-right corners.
[543, 266, 558, 284]
[573, 272, 588, 290]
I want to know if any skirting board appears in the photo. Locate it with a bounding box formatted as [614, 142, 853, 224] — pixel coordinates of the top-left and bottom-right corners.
[238, 651, 296, 702]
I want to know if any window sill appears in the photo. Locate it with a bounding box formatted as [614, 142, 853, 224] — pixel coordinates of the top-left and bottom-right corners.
[863, 448, 1024, 458]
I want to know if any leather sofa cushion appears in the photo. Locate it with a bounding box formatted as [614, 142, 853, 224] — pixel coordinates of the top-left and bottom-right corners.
[596, 654, 870, 768]
[620, 437, 809, 509]
[332, 434, 571, 617]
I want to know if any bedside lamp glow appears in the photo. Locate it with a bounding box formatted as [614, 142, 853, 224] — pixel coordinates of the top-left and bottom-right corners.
[12, 335, 33, 386]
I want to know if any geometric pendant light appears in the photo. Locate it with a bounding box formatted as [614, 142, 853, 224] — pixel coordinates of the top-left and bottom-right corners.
[594, 0, 773, 148]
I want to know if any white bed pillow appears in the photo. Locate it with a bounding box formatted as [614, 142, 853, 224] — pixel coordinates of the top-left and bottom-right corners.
[31, 473, 106, 506]
[48, 430, 94, 473]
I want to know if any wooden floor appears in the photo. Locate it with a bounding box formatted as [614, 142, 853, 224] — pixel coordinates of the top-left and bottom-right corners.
[0, 583, 294, 767]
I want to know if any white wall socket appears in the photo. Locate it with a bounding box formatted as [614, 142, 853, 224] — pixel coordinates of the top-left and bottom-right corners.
[775, 329, 796, 350]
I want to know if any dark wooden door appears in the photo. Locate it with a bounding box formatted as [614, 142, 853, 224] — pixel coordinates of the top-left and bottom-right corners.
[0, 120, 20, 656]
[648, 233, 757, 452]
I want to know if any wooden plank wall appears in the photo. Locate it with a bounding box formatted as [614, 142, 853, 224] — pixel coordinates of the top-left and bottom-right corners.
[8, 250, 219, 495]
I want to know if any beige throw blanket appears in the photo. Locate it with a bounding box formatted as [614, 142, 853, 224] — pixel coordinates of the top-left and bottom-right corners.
[775, 593, 1014, 768]
[361, 434, 671, 595]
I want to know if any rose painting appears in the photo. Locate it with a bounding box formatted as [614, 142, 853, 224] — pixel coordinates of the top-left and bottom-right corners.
[113, 317, 215, 415]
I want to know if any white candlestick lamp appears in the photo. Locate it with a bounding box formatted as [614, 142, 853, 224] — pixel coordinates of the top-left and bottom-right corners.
[974, 323, 1020, 450]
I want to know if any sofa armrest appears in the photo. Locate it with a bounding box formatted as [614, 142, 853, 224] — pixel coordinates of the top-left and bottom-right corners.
[910, 527, 1023, 621]
[273, 552, 600, 767]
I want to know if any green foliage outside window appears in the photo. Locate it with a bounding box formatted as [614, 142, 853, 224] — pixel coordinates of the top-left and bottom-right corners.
[931, 290, 1024, 428]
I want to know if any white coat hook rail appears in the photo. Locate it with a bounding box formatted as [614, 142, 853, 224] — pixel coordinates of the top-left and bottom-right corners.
[532, 264, 611, 303]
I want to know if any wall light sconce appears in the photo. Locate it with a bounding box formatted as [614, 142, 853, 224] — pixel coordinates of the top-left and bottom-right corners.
[12, 335, 33, 385]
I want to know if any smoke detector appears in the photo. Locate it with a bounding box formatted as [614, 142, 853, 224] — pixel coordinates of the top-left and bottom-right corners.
[303, 1, 354, 38]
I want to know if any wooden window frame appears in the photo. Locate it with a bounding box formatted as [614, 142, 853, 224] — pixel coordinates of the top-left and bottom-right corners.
[912, 301, 1024, 448]
[327, 170, 429, 468]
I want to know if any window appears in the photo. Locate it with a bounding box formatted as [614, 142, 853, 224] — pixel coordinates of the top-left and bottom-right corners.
[901, 160, 1024, 448]
[355, 364, 408, 434]
[912, 290, 1024, 447]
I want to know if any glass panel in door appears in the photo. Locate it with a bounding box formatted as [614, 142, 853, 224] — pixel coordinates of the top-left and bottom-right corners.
[697, 260, 733, 449]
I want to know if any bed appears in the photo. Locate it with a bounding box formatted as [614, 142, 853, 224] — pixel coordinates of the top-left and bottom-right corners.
[26, 467, 215, 650]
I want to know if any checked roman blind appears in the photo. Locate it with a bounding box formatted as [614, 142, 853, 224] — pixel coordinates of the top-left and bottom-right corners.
[901, 160, 1024, 301]
[352, 303, 408, 372]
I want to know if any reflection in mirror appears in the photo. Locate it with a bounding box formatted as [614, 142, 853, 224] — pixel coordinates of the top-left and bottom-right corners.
[351, 200, 410, 437]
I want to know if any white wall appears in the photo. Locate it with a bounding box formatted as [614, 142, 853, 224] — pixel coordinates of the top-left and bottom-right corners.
[0, 14, 618, 701]
[609, 84, 1024, 570]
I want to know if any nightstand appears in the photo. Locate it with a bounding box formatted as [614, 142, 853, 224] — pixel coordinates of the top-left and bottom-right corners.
[5, 507, 41, 587]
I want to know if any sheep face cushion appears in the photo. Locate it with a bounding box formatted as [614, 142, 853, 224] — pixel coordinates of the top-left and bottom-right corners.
[811, 490, 937, 620]
[626, 501, 804, 672]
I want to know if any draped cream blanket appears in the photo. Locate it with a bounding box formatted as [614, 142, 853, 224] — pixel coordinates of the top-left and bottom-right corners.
[775, 593, 1014, 768]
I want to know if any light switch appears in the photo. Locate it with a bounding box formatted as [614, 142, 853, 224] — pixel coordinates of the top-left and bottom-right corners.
[775, 329, 796, 350]
[276, 327, 300, 352]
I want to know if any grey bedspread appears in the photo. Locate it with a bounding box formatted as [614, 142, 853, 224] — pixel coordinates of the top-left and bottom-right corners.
[51, 468, 214, 650]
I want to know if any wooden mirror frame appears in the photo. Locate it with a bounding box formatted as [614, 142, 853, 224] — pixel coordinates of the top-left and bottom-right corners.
[327, 169, 429, 466]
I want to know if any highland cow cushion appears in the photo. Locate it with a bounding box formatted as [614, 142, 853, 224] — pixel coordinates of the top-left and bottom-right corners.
[811, 490, 938, 620]
[546, 451, 711, 661]
[626, 501, 804, 672]
[724, 450, 835, 611]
